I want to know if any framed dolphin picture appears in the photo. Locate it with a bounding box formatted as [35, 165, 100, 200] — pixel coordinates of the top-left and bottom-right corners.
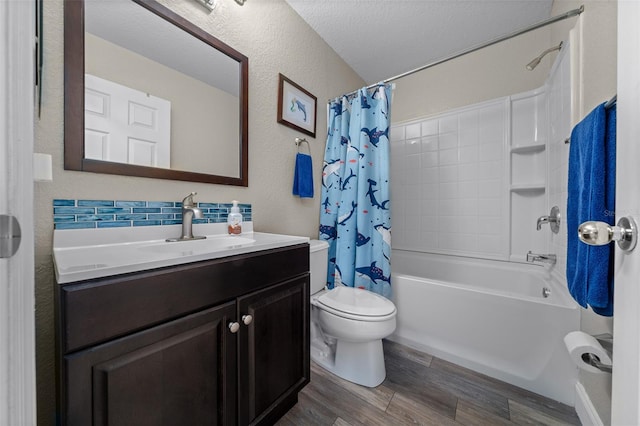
[277, 73, 317, 138]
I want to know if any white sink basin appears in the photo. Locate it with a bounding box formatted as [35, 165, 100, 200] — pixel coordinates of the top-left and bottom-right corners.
[140, 236, 256, 254]
[52, 223, 309, 284]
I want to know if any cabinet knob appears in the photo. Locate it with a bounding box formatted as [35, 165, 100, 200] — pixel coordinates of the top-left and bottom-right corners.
[228, 322, 240, 333]
[242, 314, 253, 325]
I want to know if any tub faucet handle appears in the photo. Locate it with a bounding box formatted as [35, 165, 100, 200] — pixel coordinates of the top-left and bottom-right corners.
[537, 206, 561, 233]
[536, 216, 550, 230]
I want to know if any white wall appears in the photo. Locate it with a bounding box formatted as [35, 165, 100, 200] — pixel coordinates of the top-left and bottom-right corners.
[34, 1, 364, 424]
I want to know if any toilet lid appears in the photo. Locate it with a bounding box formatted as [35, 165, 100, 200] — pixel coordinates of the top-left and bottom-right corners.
[317, 286, 396, 317]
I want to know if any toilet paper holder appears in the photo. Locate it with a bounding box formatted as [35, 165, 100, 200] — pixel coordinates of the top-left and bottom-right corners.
[584, 333, 613, 374]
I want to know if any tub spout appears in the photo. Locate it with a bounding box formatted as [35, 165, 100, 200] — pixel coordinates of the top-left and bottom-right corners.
[526, 251, 557, 265]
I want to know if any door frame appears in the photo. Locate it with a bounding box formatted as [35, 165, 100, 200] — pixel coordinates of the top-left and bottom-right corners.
[611, 1, 640, 424]
[0, 0, 36, 424]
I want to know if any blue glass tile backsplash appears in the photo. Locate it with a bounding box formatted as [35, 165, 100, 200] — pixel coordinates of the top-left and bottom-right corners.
[53, 199, 253, 230]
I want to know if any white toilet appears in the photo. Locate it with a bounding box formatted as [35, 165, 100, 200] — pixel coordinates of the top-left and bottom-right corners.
[309, 240, 397, 387]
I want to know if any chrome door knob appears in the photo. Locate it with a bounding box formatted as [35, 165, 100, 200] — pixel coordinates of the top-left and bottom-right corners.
[241, 314, 253, 326]
[578, 217, 637, 252]
[228, 322, 240, 333]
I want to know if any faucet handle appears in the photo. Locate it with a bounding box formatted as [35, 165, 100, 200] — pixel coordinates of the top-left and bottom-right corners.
[537, 206, 561, 233]
[182, 192, 197, 207]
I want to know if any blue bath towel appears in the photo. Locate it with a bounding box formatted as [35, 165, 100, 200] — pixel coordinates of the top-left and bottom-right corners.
[566, 103, 616, 316]
[292, 153, 314, 198]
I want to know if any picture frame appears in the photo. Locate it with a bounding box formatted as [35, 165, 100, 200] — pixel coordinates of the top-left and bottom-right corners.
[277, 73, 317, 138]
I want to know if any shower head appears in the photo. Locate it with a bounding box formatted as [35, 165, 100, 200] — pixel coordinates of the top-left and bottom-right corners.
[526, 41, 563, 70]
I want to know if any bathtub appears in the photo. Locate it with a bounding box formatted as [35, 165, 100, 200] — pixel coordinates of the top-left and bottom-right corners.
[388, 250, 580, 405]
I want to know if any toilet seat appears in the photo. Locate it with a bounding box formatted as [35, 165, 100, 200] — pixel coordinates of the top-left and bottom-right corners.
[316, 286, 396, 322]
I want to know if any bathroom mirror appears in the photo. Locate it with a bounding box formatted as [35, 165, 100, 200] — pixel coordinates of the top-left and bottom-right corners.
[64, 0, 249, 186]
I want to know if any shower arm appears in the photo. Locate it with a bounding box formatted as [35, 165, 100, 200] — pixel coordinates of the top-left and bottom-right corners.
[526, 41, 563, 70]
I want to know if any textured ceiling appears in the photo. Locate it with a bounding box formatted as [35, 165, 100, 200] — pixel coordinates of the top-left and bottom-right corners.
[285, 0, 554, 84]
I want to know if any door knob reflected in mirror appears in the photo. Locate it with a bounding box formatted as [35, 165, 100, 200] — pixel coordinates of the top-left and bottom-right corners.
[578, 217, 637, 252]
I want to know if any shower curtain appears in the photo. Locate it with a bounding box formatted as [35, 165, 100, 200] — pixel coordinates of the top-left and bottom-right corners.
[319, 84, 392, 298]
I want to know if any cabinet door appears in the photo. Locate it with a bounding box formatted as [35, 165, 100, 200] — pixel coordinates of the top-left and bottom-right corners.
[64, 302, 237, 426]
[237, 276, 310, 425]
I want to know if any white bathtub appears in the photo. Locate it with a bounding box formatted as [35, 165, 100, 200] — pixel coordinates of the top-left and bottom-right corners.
[388, 250, 580, 405]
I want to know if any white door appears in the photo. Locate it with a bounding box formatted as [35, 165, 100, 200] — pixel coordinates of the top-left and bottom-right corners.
[85, 74, 171, 168]
[611, 1, 640, 424]
[0, 0, 36, 425]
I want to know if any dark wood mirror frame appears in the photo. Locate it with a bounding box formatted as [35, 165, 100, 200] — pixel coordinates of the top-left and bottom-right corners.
[64, 0, 249, 186]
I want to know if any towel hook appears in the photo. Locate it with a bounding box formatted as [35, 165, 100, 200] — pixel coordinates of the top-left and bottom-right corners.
[295, 137, 311, 154]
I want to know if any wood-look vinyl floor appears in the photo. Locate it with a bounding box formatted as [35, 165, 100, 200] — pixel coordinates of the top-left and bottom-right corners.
[278, 340, 580, 426]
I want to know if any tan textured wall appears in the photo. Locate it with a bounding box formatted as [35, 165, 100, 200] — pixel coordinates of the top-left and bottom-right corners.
[391, 27, 553, 122]
[34, 1, 364, 423]
[551, 1, 617, 424]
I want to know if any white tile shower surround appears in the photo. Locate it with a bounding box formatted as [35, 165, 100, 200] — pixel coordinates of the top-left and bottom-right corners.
[547, 44, 572, 284]
[390, 48, 571, 265]
[393, 99, 521, 260]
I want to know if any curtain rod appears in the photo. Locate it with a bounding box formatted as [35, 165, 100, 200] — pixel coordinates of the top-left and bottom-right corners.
[332, 5, 584, 102]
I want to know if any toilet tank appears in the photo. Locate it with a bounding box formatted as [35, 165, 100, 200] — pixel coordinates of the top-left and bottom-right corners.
[309, 240, 329, 294]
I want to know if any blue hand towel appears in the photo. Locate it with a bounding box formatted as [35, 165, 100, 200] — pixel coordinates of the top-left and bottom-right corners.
[566, 103, 616, 316]
[292, 153, 314, 198]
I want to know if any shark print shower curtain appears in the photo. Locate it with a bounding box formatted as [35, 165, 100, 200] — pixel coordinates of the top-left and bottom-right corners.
[319, 84, 392, 298]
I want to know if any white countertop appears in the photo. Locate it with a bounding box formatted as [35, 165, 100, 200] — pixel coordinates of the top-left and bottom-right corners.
[53, 223, 309, 284]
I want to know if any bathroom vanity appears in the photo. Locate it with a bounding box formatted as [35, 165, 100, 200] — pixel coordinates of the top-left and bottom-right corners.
[54, 228, 310, 425]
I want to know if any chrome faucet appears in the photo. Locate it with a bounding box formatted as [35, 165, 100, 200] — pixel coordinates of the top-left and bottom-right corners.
[536, 216, 550, 230]
[526, 251, 557, 265]
[536, 206, 561, 233]
[166, 192, 205, 242]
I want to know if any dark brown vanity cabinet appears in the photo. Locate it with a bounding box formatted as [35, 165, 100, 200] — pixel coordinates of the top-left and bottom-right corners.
[57, 244, 310, 426]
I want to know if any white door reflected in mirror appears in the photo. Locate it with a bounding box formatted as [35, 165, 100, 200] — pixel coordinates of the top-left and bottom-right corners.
[84, 74, 171, 168]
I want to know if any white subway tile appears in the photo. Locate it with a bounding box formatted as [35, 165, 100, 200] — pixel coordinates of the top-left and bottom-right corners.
[458, 163, 478, 181]
[421, 135, 439, 152]
[458, 198, 478, 215]
[439, 182, 458, 199]
[421, 167, 439, 183]
[421, 183, 439, 200]
[478, 143, 503, 161]
[421, 119, 438, 136]
[438, 165, 458, 183]
[458, 181, 478, 198]
[478, 180, 502, 198]
[390, 126, 405, 141]
[439, 116, 458, 134]
[439, 133, 458, 150]
[407, 153, 421, 169]
[421, 216, 439, 232]
[421, 151, 438, 168]
[440, 148, 459, 165]
[406, 139, 421, 155]
[439, 199, 457, 215]
[406, 123, 421, 139]
[459, 145, 478, 163]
